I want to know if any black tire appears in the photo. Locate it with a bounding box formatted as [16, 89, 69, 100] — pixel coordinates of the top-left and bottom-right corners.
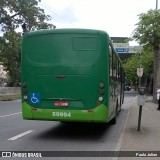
[119, 98, 122, 113]
[110, 101, 118, 125]
[110, 115, 116, 125]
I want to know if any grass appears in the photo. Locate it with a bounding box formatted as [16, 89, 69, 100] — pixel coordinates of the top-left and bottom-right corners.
[0, 94, 21, 101]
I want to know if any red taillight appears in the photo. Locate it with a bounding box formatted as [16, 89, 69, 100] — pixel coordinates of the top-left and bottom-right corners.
[56, 75, 65, 78]
[32, 108, 37, 111]
[87, 110, 93, 112]
[99, 90, 104, 95]
[96, 102, 100, 106]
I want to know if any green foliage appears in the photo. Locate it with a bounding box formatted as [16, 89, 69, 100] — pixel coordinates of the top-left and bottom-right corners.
[132, 9, 160, 49]
[0, 0, 53, 31]
[132, 9, 160, 101]
[0, 0, 54, 86]
[123, 48, 153, 86]
[0, 31, 21, 86]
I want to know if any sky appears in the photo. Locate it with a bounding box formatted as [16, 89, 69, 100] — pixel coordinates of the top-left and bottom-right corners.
[39, 0, 159, 45]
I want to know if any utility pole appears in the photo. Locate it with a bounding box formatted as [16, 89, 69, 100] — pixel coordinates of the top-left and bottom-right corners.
[156, 0, 158, 10]
[139, 53, 142, 89]
[137, 53, 144, 132]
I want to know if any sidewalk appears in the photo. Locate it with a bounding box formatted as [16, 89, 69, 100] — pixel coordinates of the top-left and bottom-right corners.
[118, 95, 160, 160]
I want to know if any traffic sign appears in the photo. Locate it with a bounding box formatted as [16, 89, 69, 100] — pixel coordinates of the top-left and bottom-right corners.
[30, 93, 40, 104]
[137, 68, 143, 77]
[115, 48, 129, 53]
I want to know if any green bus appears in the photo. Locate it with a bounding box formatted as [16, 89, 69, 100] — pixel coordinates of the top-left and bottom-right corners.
[21, 28, 125, 124]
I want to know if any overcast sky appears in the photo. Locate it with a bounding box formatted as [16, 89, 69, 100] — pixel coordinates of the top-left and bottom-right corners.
[0, 0, 158, 45]
[39, 0, 158, 45]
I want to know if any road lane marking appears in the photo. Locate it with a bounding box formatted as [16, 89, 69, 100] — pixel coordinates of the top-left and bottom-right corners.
[8, 130, 35, 141]
[0, 112, 22, 118]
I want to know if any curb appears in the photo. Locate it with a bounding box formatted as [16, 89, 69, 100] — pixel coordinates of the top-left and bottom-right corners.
[112, 96, 137, 160]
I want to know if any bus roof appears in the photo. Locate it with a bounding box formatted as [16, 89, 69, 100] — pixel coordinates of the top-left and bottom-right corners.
[23, 28, 109, 37]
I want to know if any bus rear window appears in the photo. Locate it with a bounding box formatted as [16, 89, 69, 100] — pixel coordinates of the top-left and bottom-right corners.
[73, 37, 97, 51]
[25, 34, 99, 65]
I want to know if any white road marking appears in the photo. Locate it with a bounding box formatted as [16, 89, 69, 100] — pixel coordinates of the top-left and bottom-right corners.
[8, 130, 35, 141]
[0, 112, 22, 118]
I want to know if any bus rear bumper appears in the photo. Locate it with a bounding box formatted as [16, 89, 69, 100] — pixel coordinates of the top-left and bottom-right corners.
[22, 102, 108, 123]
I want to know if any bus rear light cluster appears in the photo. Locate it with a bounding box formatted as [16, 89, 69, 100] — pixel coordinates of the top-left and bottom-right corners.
[87, 110, 93, 112]
[99, 90, 104, 95]
[22, 82, 28, 99]
[99, 83, 105, 89]
[96, 102, 100, 106]
[96, 83, 105, 106]
[32, 108, 37, 111]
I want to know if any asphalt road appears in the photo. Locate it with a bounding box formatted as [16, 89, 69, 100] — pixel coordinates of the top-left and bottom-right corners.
[0, 94, 135, 160]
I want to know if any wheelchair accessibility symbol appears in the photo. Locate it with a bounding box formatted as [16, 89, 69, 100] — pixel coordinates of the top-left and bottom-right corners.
[30, 93, 40, 104]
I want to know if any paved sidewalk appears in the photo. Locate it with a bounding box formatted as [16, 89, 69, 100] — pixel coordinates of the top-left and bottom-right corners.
[118, 96, 160, 160]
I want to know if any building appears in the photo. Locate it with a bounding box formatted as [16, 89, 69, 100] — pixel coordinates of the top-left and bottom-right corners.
[111, 37, 142, 61]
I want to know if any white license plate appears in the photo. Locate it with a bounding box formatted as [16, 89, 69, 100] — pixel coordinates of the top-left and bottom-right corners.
[54, 101, 69, 107]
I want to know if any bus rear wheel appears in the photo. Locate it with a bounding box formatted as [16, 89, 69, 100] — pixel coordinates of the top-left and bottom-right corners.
[110, 101, 118, 125]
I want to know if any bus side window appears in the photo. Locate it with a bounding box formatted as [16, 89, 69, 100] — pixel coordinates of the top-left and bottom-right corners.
[118, 62, 120, 82]
[112, 52, 117, 81]
[109, 45, 112, 77]
[120, 67, 122, 82]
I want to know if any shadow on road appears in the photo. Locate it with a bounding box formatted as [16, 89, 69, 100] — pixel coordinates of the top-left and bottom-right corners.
[34, 122, 112, 141]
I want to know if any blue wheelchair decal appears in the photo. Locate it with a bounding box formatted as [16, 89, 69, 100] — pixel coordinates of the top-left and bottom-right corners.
[30, 93, 40, 104]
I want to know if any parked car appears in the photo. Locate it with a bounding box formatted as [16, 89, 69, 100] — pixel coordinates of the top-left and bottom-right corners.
[125, 86, 131, 91]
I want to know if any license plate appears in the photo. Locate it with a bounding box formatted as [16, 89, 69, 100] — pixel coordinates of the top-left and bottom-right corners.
[54, 101, 69, 107]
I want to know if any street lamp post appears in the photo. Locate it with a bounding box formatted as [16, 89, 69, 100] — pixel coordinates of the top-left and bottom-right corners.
[137, 53, 144, 132]
[139, 53, 142, 88]
[156, 0, 158, 10]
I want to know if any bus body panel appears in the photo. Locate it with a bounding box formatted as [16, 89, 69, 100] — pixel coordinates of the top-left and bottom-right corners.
[22, 102, 108, 123]
[21, 28, 124, 123]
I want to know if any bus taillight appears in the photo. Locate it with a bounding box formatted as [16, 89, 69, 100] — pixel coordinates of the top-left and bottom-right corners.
[32, 108, 37, 111]
[96, 102, 100, 106]
[87, 110, 93, 112]
[98, 96, 103, 102]
[96, 83, 105, 106]
[22, 88, 28, 94]
[99, 83, 105, 89]
[22, 82, 28, 99]
[99, 90, 104, 95]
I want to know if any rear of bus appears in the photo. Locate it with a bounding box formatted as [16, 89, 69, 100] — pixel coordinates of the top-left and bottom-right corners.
[21, 29, 110, 123]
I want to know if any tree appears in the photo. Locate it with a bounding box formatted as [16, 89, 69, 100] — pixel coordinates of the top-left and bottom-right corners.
[123, 48, 153, 91]
[0, 31, 21, 86]
[0, 0, 54, 32]
[0, 0, 54, 86]
[132, 9, 160, 102]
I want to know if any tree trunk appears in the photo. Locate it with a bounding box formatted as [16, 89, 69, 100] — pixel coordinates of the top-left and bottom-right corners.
[153, 47, 160, 102]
